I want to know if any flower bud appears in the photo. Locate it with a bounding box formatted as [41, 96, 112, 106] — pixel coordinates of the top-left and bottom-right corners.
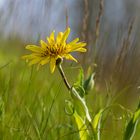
[84, 73, 95, 93]
[56, 58, 63, 65]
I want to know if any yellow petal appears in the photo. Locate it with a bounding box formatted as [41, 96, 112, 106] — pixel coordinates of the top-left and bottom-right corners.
[26, 45, 43, 53]
[47, 31, 55, 44]
[67, 42, 86, 52]
[22, 53, 41, 60]
[64, 54, 78, 62]
[22, 54, 33, 60]
[68, 38, 79, 45]
[28, 57, 43, 66]
[50, 31, 55, 40]
[56, 32, 63, 43]
[75, 42, 86, 47]
[72, 48, 87, 52]
[37, 63, 41, 71]
[61, 27, 70, 43]
[50, 58, 56, 73]
[40, 40, 47, 49]
[40, 57, 50, 65]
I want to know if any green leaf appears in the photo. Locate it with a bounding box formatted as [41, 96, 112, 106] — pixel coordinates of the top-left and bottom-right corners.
[0, 97, 4, 122]
[75, 68, 84, 87]
[73, 111, 90, 140]
[123, 101, 140, 140]
[71, 87, 91, 122]
[84, 73, 95, 94]
[73, 84, 85, 98]
[92, 109, 103, 140]
[65, 96, 90, 140]
[65, 100, 74, 116]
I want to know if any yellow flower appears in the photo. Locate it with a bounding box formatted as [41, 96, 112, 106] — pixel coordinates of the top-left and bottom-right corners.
[22, 27, 87, 73]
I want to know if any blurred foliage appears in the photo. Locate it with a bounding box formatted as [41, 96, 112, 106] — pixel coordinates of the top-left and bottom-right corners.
[0, 37, 139, 139]
[0, 0, 140, 139]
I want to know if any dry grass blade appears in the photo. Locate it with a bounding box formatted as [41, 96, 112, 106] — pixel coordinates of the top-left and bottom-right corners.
[115, 20, 134, 68]
[95, 0, 103, 42]
[81, 0, 89, 41]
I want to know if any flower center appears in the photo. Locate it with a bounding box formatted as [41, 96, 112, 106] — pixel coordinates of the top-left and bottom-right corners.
[43, 43, 66, 57]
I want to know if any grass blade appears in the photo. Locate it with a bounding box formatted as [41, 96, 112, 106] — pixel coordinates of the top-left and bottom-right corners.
[123, 102, 140, 140]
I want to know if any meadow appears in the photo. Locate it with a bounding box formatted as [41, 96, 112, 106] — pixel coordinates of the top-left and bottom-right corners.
[0, 30, 140, 140]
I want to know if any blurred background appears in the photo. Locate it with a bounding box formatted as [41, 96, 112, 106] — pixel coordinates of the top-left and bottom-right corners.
[0, 0, 140, 139]
[0, 0, 140, 40]
[0, 0, 139, 105]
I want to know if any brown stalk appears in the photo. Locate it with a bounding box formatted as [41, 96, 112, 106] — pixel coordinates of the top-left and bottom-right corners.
[81, 0, 89, 41]
[114, 19, 134, 72]
[95, 0, 103, 42]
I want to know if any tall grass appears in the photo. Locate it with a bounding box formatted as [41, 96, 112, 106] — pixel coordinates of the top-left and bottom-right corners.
[0, 35, 140, 140]
[0, 0, 140, 140]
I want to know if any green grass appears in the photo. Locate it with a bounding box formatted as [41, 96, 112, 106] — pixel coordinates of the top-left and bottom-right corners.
[0, 38, 140, 140]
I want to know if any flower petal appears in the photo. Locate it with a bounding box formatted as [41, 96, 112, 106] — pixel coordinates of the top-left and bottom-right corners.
[22, 53, 41, 60]
[50, 58, 56, 73]
[64, 54, 78, 62]
[40, 56, 50, 65]
[50, 31, 55, 40]
[28, 57, 43, 66]
[74, 42, 87, 47]
[40, 40, 47, 50]
[61, 28, 70, 43]
[47, 31, 55, 44]
[72, 48, 87, 52]
[56, 32, 63, 43]
[26, 45, 43, 53]
[68, 38, 79, 45]
[37, 63, 41, 71]
[67, 42, 86, 52]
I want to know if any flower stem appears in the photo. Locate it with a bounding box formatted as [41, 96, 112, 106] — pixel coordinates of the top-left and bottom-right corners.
[57, 64, 71, 90]
[57, 63, 96, 139]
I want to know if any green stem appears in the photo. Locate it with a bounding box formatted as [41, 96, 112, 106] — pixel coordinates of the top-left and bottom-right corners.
[57, 64, 71, 90]
[57, 63, 96, 140]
